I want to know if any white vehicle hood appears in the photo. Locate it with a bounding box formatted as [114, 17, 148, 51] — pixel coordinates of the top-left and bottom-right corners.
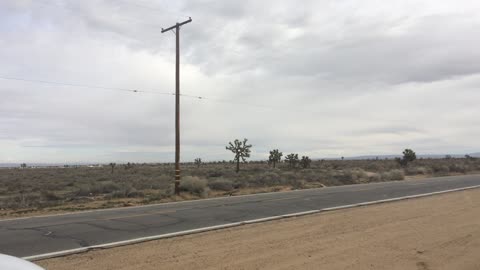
[0, 254, 44, 270]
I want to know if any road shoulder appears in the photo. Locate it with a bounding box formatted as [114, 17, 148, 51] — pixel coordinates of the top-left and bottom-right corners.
[37, 189, 480, 270]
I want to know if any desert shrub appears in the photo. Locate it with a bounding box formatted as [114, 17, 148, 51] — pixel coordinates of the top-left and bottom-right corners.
[319, 170, 343, 186]
[97, 176, 110, 182]
[431, 164, 450, 175]
[179, 176, 208, 195]
[1, 193, 41, 209]
[414, 166, 430, 175]
[142, 190, 171, 203]
[207, 170, 224, 178]
[291, 179, 306, 189]
[381, 169, 405, 181]
[390, 169, 405, 180]
[106, 186, 144, 199]
[132, 175, 170, 190]
[281, 171, 297, 182]
[2, 158, 479, 211]
[232, 179, 248, 189]
[99, 182, 121, 193]
[84, 183, 102, 194]
[405, 166, 430, 175]
[368, 173, 382, 182]
[363, 162, 385, 172]
[299, 169, 316, 182]
[108, 190, 127, 199]
[41, 191, 62, 201]
[74, 182, 121, 196]
[334, 169, 367, 184]
[333, 171, 354, 184]
[74, 185, 93, 196]
[250, 166, 265, 173]
[6, 181, 25, 192]
[126, 188, 144, 198]
[255, 172, 282, 186]
[448, 164, 467, 173]
[208, 179, 234, 191]
[351, 169, 368, 181]
[66, 181, 75, 187]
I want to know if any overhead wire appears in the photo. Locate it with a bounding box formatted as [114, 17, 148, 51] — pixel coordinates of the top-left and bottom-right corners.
[186, 95, 321, 114]
[0, 76, 321, 114]
[5, 2, 328, 116]
[0, 76, 171, 95]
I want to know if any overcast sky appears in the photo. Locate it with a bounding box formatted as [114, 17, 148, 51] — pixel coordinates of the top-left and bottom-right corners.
[1, 0, 480, 163]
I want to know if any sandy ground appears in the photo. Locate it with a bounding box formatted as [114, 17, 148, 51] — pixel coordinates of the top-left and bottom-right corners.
[38, 189, 480, 270]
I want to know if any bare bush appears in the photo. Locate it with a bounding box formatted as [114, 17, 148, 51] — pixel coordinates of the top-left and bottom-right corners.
[256, 171, 283, 186]
[368, 173, 382, 182]
[41, 191, 62, 201]
[208, 179, 234, 191]
[179, 176, 208, 195]
[1, 157, 479, 213]
[381, 169, 405, 181]
[431, 164, 450, 175]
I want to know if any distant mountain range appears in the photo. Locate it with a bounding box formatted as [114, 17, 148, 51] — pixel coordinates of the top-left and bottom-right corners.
[344, 152, 480, 160]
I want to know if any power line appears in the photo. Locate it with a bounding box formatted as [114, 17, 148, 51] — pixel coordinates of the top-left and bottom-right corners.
[0, 76, 171, 95]
[0, 75, 321, 114]
[189, 95, 321, 114]
[0, 76, 204, 101]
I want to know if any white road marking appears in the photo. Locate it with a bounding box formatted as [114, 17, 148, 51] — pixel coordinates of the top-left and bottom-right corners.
[22, 184, 480, 262]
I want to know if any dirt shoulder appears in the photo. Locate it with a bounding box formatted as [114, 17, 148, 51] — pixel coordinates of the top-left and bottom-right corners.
[37, 189, 480, 270]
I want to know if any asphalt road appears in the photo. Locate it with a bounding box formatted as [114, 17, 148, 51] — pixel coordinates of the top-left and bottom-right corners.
[1, 175, 480, 258]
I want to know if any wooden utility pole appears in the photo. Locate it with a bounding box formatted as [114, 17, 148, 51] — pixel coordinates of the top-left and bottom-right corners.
[161, 17, 192, 195]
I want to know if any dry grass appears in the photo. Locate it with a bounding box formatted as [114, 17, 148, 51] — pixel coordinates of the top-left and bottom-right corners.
[1, 158, 479, 217]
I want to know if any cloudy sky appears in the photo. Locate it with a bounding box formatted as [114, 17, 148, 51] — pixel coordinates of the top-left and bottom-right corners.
[1, 0, 479, 163]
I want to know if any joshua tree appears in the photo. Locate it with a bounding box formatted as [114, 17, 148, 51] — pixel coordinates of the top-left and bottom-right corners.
[396, 149, 416, 167]
[300, 156, 311, 169]
[109, 162, 116, 173]
[285, 153, 299, 168]
[226, 138, 252, 173]
[124, 162, 134, 170]
[194, 158, 202, 168]
[268, 149, 283, 168]
[20, 163, 27, 169]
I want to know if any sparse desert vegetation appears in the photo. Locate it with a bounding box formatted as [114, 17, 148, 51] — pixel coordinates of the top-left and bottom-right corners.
[1, 150, 479, 217]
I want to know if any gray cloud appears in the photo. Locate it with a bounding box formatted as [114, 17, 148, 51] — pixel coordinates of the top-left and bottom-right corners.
[1, 0, 480, 163]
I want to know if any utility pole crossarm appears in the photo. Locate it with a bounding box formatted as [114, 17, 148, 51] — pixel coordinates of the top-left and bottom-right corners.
[161, 17, 192, 33]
